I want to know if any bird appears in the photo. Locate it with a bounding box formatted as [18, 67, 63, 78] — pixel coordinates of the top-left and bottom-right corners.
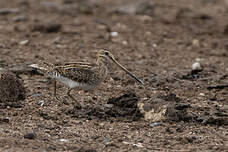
[30, 49, 143, 105]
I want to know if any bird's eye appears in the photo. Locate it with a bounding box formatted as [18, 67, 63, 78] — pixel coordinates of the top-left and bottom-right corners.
[104, 52, 109, 55]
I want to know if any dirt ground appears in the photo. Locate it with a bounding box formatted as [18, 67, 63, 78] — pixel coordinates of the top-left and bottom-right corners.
[0, 0, 228, 151]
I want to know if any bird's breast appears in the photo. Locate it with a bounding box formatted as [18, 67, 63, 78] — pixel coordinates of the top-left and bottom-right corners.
[53, 74, 102, 90]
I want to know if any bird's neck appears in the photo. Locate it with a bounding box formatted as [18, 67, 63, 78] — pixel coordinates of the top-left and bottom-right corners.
[96, 59, 108, 76]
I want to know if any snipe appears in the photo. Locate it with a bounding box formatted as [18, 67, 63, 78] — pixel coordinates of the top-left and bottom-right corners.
[30, 49, 143, 104]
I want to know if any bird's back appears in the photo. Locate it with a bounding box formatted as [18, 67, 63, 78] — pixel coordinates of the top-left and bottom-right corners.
[31, 61, 107, 90]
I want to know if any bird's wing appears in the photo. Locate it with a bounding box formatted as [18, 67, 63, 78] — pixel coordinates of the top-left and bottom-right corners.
[54, 63, 98, 84]
[56, 62, 96, 67]
[63, 62, 95, 66]
[55, 62, 96, 69]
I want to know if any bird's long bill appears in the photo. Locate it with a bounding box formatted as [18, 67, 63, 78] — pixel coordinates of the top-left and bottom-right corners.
[109, 57, 143, 85]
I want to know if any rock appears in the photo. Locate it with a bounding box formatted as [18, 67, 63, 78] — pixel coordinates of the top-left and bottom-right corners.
[24, 132, 37, 139]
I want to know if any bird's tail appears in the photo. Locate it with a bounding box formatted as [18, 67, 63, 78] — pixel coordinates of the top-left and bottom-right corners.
[30, 60, 55, 74]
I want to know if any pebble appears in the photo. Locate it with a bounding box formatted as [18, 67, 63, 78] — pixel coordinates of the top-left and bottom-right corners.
[192, 62, 201, 70]
[104, 104, 114, 108]
[59, 138, 68, 142]
[19, 40, 29, 45]
[122, 40, 128, 45]
[31, 93, 43, 98]
[110, 32, 118, 37]
[133, 143, 144, 148]
[149, 122, 162, 127]
[192, 39, 200, 47]
[152, 43, 157, 48]
[24, 132, 37, 139]
[99, 123, 105, 126]
[199, 93, 205, 97]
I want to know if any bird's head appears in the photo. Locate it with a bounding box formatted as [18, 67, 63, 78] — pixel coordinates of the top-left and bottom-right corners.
[96, 49, 143, 85]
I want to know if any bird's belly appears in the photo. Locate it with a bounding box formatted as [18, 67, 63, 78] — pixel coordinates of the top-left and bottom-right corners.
[54, 75, 101, 90]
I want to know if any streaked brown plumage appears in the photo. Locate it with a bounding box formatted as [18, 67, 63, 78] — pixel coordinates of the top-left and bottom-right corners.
[30, 49, 143, 104]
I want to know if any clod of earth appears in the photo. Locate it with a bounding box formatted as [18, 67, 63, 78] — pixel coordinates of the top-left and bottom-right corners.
[24, 132, 37, 140]
[31, 23, 62, 33]
[0, 71, 26, 108]
[63, 92, 143, 121]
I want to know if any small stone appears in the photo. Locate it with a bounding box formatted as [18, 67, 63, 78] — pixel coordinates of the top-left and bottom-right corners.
[59, 138, 68, 142]
[31, 93, 43, 98]
[122, 41, 128, 45]
[192, 62, 201, 70]
[110, 32, 118, 37]
[133, 143, 144, 148]
[99, 123, 105, 126]
[199, 93, 205, 96]
[152, 43, 157, 48]
[19, 40, 29, 45]
[192, 39, 200, 47]
[149, 122, 162, 127]
[104, 104, 113, 108]
[24, 132, 37, 139]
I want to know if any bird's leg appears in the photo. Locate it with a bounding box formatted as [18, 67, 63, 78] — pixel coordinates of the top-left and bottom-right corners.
[53, 80, 61, 101]
[54, 80, 56, 96]
[67, 88, 81, 108]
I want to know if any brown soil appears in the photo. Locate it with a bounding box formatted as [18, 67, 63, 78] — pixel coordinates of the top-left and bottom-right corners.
[0, 0, 228, 151]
